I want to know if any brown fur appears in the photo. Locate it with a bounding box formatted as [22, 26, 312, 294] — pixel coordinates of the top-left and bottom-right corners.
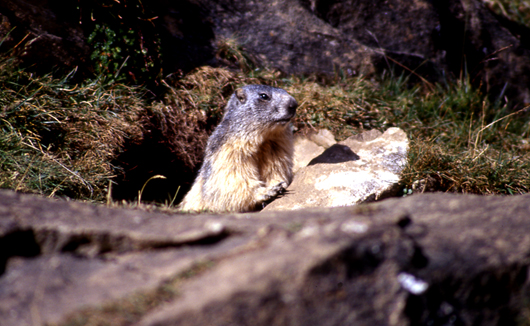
[179, 85, 297, 213]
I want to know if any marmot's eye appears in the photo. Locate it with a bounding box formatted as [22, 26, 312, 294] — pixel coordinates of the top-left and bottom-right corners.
[259, 93, 270, 100]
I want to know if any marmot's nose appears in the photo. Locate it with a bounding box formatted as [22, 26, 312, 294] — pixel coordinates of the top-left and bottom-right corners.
[288, 97, 298, 115]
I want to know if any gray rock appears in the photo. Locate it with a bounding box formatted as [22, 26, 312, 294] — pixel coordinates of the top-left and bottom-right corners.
[308, 129, 337, 148]
[293, 128, 339, 174]
[0, 191, 247, 326]
[292, 135, 325, 174]
[0, 0, 89, 73]
[1, 190, 530, 325]
[135, 192, 530, 326]
[265, 128, 409, 211]
[201, 0, 530, 105]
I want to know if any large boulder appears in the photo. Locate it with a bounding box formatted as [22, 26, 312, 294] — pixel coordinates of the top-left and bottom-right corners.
[0, 0, 89, 74]
[201, 0, 530, 105]
[1, 190, 530, 325]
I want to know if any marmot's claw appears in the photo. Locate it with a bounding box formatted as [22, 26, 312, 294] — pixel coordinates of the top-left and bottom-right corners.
[277, 181, 288, 192]
[269, 181, 288, 197]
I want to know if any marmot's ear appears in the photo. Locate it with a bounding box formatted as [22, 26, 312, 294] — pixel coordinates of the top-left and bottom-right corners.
[236, 89, 247, 104]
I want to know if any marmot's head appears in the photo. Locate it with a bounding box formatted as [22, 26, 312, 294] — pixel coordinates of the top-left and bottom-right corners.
[225, 85, 297, 129]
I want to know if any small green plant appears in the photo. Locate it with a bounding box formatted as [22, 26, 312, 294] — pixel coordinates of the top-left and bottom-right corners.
[87, 24, 135, 79]
[82, 0, 162, 83]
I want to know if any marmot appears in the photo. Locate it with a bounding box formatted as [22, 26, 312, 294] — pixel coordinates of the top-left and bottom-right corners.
[179, 84, 298, 213]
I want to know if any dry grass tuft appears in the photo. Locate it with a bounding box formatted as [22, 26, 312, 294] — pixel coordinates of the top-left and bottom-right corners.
[150, 67, 243, 168]
[0, 57, 144, 200]
[282, 76, 381, 139]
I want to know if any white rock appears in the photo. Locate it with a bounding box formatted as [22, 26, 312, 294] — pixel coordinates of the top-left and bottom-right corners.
[263, 128, 409, 211]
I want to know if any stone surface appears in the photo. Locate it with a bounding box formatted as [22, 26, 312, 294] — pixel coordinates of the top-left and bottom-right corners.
[0, 190, 249, 326]
[1, 0, 529, 105]
[201, 0, 530, 106]
[308, 129, 337, 148]
[292, 135, 325, 174]
[1, 190, 530, 325]
[265, 128, 408, 211]
[0, 0, 89, 75]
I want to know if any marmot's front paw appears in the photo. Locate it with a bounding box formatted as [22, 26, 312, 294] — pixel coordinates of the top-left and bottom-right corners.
[272, 181, 288, 193]
[263, 181, 288, 201]
[256, 182, 287, 203]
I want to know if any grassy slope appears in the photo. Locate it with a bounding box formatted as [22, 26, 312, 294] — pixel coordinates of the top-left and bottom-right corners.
[2, 61, 529, 204]
[0, 57, 145, 201]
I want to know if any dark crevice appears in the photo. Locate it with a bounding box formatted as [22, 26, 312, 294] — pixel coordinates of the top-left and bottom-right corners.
[395, 215, 430, 270]
[410, 245, 429, 269]
[56, 229, 233, 257]
[146, 230, 232, 250]
[309, 237, 386, 279]
[405, 293, 465, 326]
[404, 264, 528, 326]
[1, 228, 231, 275]
[60, 235, 92, 253]
[307, 144, 360, 165]
[0, 229, 41, 276]
[397, 215, 412, 229]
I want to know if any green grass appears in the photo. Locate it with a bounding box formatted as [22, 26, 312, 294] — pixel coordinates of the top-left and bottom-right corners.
[393, 79, 530, 195]
[286, 72, 530, 195]
[1, 42, 529, 204]
[484, 0, 530, 26]
[0, 56, 145, 201]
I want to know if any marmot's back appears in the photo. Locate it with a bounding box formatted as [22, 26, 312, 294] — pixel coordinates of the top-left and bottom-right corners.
[179, 85, 298, 212]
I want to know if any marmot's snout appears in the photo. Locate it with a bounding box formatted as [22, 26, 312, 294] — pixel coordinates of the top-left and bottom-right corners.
[287, 97, 298, 116]
[278, 95, 297, 122]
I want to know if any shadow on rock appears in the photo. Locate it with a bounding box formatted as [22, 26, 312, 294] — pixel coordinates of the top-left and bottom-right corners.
[308, 144, 360, 166]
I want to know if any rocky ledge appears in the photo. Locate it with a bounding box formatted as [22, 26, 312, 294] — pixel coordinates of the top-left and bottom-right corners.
[1, 189, 530, 326]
